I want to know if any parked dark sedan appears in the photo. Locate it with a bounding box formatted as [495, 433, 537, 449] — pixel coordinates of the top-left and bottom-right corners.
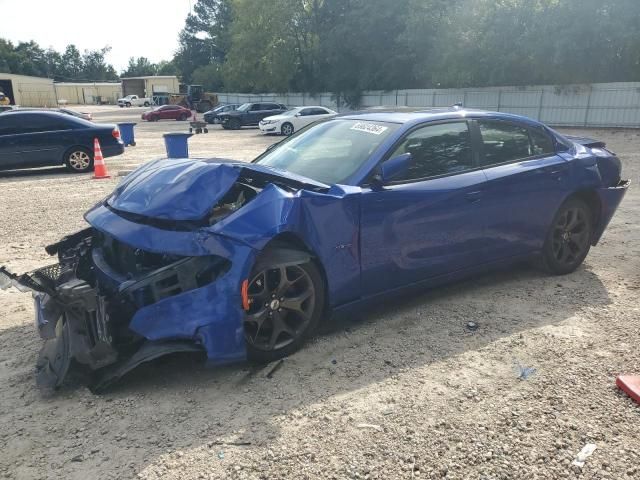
[203, 103, 241, 124]
[0, 111, 124, 172]
[218, 102, 287, 129]
[141, 105, 192, 122]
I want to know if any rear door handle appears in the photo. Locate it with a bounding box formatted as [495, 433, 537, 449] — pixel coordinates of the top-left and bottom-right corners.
[465, 191, 482, 203]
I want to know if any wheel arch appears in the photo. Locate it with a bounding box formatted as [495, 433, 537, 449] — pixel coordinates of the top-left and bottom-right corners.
[564, 189, 602, 244]
[258, 231, 331, 316]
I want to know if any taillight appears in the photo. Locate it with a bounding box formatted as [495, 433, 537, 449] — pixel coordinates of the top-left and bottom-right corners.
[112, 126, 121, 140]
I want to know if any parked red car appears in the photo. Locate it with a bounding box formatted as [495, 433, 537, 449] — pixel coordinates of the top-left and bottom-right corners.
[142, 105, 192, 122]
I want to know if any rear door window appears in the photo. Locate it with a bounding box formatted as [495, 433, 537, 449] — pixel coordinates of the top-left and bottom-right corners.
[478, 120, 532, 166]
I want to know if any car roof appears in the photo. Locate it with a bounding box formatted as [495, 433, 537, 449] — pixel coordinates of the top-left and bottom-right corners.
[338, 107, 543, 127]
[0, 109, 94, 126]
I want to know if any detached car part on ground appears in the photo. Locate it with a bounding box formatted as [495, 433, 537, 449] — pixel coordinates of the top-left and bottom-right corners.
[0, 109, 628, 394]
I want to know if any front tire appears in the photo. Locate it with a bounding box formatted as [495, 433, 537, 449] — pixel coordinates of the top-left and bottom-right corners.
[229, 118, 241, 130]
[542, 198, 593, 275]
[125, 102, 131, 107]
[281, 122, 294, 136]
[244, 249, 325, 363]
[64, 147, 93, 173]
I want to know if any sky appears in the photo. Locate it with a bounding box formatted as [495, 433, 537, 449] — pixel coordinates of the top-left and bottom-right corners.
[0, 0, 192, 72]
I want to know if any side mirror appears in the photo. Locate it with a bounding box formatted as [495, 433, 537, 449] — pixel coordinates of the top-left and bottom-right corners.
[294, 113, 301, 117]
[376, 153, 413, 185]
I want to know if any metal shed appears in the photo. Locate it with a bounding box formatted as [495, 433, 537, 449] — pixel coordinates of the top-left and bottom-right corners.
[54, 82, 122, 105]
[121, 76, 180, 97]
[0, 73, 57, 107]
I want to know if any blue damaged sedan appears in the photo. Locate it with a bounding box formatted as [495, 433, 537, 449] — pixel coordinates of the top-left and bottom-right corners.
[0, 108, 628, 393]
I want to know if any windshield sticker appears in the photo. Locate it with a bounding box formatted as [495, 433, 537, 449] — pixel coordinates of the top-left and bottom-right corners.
[350, 122, 388, 135]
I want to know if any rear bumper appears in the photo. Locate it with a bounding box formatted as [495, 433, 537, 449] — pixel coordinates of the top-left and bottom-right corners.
[101, 143, 125, 158]
[592, 179, 630, 245]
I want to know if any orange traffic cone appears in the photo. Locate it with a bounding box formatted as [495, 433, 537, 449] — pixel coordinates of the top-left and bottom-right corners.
[93, 138, 110, 179]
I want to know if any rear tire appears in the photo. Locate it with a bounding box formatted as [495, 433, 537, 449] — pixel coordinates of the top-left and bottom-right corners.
[244, 247, 325, 363]
[541, 198, 593, 275]
[64, 147, 93, 173]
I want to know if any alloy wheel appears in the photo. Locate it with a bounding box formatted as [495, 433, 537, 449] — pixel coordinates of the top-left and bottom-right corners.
[245, 264, 315, 351]
[68, 151, 91, 171]
[551, 206, 590, 266]
[282, 123, 294, 136]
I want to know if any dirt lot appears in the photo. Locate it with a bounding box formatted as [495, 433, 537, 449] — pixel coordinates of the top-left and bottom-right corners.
[0, 107, 639, 480]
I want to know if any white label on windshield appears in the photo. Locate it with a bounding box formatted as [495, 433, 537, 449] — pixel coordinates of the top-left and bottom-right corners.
[350, 122, 388, 135]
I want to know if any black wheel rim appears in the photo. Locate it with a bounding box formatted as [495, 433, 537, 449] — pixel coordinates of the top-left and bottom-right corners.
[551, 206, 590, 266]
[245, 264, 315, 351]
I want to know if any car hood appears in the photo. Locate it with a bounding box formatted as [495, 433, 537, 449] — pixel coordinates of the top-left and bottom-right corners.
[104, 158, 329, 222]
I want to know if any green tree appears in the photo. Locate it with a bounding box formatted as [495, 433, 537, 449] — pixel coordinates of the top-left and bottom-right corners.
[81, 46, 118, 81]
[59, 45, 84, 80]
[192, 63, 224, 91]
[175, 0, 234, 82]
[122, 56, 158, 77]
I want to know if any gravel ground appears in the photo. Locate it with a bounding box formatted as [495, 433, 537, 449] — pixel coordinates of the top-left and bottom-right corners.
[0, 107, 638, 480]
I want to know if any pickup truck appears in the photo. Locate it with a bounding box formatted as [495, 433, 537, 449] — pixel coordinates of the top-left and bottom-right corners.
[117, 95, 152, 108]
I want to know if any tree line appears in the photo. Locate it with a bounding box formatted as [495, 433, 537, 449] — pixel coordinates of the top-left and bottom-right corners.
[0, 40, 119, 82]
[2, 0, 639, 100]
[175, 0, 640, 101]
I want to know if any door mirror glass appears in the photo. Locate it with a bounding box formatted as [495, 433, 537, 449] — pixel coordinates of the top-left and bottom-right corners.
[379, 153, 413, 184]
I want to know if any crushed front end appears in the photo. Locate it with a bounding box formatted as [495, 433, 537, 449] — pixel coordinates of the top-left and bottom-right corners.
[1, 223, 256, 394]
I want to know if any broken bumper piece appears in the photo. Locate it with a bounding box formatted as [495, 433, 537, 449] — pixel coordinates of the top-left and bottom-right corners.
[0, 226, 257, 394]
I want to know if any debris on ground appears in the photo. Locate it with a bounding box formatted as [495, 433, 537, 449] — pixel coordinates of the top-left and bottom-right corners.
[466, 321, 478, 331]
[514, 360, 537, 380]
[572, 443, 597, 468]
[616, 375, 640, 404]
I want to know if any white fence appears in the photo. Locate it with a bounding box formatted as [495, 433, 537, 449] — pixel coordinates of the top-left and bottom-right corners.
[218, 82, 640, 128]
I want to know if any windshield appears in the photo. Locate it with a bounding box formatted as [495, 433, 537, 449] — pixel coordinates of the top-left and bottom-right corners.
[254, 119, 399, 184]
[237, 103, 251, 112]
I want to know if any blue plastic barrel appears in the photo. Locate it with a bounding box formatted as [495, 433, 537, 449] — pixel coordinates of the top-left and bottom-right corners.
[163, 132, 194, 159]
[117, 122, 137, 146]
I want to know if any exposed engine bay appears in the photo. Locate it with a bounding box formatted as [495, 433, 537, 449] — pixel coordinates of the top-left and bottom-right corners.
[0, 172, 271, 394]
